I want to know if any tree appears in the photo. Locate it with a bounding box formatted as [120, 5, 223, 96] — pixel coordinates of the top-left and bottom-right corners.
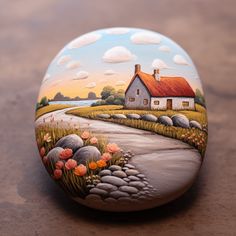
[101, 86, 115, 100]
[40, 96, 49, 106]
[195, 89, 206, 107]
[53, 92, 65, 101]
[88, 91, 97, 99]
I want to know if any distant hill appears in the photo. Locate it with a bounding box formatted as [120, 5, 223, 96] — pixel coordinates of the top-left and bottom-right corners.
[50, 92, 99, 101]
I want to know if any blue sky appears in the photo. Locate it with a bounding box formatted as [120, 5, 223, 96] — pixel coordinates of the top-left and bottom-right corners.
[39, 27, 203, 99]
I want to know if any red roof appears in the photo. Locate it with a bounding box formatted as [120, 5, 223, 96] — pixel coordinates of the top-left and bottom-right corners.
[126, 71, 195, 97]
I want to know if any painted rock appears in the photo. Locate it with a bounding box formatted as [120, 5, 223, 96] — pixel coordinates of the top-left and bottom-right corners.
[35, 27, 208, 212]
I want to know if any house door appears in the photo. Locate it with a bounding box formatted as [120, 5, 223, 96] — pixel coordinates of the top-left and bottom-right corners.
[167, 99, 172, 110]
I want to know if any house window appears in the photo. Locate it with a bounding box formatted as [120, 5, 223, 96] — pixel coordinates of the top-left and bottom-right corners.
[154, 100, 159, 105]
[143, 99, 148, 105]
[182, 101, 189, 107]
[137, 89, 140, 95]
[129, 97, 135, 102]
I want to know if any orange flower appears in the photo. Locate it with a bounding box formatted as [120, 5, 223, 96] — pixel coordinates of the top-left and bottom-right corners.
[90, 137, 98, 144]
[96, 159, 107, 168]
[55, 161, 64, 169]
[74, 164, 87, 176]
[89, 161, 97, 170]
[54, 169, 62, 179]
[65, 159, 77, 170]
[101, 152, 112, 162]
[106, 143, 120, 153]
[40, 147, 46, 157]
[59, 148, 73, 160]
[81, 131, 90, 140]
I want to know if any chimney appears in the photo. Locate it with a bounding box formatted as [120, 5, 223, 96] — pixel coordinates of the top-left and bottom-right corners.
[153, 68, 160, 81]
[135, 64, 141, 73]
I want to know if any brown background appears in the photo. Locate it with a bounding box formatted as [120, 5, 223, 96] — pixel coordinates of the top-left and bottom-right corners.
[0, 0, 235, 235]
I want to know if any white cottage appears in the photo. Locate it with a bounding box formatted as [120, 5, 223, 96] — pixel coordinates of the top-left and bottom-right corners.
[125, 64, 195, 110]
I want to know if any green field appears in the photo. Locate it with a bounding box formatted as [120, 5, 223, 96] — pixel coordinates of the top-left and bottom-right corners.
[66, 104, 208, 156]
[35, 104, 73, 120]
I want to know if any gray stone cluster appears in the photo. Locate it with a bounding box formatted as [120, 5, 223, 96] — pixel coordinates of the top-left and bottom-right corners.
[47, 134, 101, 165]
[97, 113, 203, 130]
[85, 164, 156, 203]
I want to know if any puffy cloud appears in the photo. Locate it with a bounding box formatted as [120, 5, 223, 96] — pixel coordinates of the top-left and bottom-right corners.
[158, 45, 171, 52]
[104, 69, 116, 75]
[57, 55, 71, 65]
[68, 33, 101, 49]
[131, 31, 161, 44]
[66, 60, 80, 70]
[106, 27, 130, 35]
[115, 80, 126, 86]
[73, 71, 89, 80]
[152, 58, 170, 69]
[103, 46, 136, 63]
[86, 82, 96, 88]
[42, 73, 51, 83]
[173, 54, 189, 65]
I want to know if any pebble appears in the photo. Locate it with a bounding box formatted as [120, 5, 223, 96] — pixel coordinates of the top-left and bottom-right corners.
[124, 164, 135, 169]
[143, 181, 149, 185]
[104, 198, 117, 203]
[85, 194, 102, 201]
[137, 174, 145, 178]
[96, 183, 118, 192]
[109, 165, 122, 171]
[99, 169, 112, 176]
[112, 170, 127, 178]
[143, 187, 149, 191]
[122, 167, 129, 171]
[119, 186, 138, 194]
[132, 194, 139, 198]
[89, 188, 108, 196]
[110, 191, 129, 198]
[129, 181, 145, 188]
[118, 197, 132, 202]
[101, 176, 127, 186]
[123, 178, 130, 182]
[128, 176, 140, 181]
[87, 184, 95, 188]
[125, 169, 139, 176]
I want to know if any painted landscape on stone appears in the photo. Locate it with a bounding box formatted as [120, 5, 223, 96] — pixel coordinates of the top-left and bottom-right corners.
[35, 28, 207, 211]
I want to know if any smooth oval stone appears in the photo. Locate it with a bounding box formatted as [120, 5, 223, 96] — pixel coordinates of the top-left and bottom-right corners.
[158, 115, 173, 126]
[35, 27, 208, 212]
[73, 146, 101, 165]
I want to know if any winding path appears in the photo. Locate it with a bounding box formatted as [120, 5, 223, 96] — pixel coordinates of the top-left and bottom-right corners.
[35, 107, 201, 209]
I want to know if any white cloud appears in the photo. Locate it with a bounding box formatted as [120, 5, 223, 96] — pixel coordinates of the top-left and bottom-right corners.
[106, 27, 130, 35]
[103, 46, 136, 63]
[42, 73, 51, 83]
[131, 31, 161, 44]
[66, 60, 80, 70]
[173, 54, 189, 65]
[104, 69, 116, 75]
[57, 55, 71, 65]
[68, 33, 101, 49]
[73, 71, 89, 80]
[86, 82, 96, 88]
[158, 45, 171, 52]
[152, 58, 170, 69]
[115, 80, 126, 86]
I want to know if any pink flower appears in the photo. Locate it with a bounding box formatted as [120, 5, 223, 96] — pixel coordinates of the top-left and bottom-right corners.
[54, 169, 62, 179]
[43, 133, 52, 143]
[81, 131, 90, 140]
[59, 148, 73, 160]
[74, 164, 87, 176]
[106, 143, 120, 153]
[40, 147, 46, 157]
[55, 161, 64, 169]
[90, 137, 98, 144]
[65, 159, 77, 170]
[101, 152, 112, 162]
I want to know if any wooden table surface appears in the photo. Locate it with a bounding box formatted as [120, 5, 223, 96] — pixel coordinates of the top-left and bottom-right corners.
[0, 0, 235, 235]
